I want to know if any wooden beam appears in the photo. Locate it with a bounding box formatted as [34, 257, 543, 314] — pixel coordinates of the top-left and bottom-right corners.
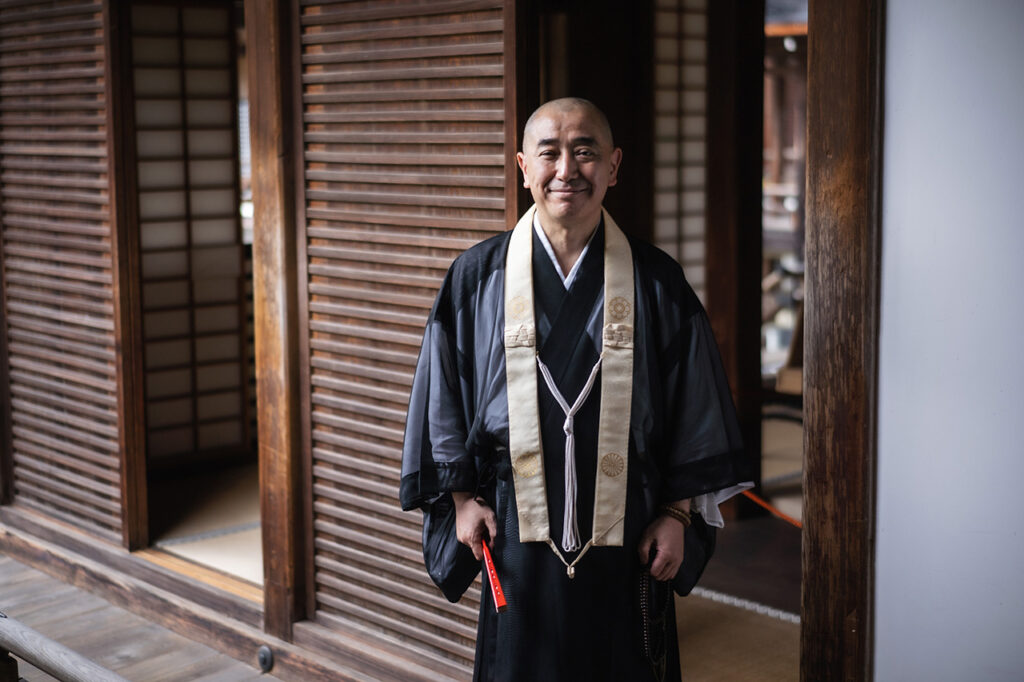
[0, 207, 10, 508]
[103, 0, 148, 551]
[244, 0, 306, 640]
[704, 0, 764, 495]
[504, 0, 540, 228]
[802, 0, 884, 678]
[0, 157, 10, 507]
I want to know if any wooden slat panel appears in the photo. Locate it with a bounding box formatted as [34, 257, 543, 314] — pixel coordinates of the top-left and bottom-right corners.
[0, 0, 123, 542]
[300, 1, 507, 672]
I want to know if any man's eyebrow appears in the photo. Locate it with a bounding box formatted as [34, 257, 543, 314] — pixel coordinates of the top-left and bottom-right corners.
[534, 136, 600, 148]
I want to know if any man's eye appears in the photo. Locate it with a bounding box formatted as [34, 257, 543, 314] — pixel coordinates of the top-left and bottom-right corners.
[575, 149, 595, 158]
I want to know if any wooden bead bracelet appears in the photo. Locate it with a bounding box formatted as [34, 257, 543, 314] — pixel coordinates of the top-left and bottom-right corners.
[658, 505, 692, 528]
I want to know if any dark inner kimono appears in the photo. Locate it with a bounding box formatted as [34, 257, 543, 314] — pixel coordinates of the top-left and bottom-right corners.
[400, 221, 749, 682]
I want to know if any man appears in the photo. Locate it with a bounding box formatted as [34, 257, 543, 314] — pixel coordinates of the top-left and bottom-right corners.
[400, 98, 751, 681]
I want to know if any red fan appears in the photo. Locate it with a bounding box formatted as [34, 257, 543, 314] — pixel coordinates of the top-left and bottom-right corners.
[481, 542, 507, 613]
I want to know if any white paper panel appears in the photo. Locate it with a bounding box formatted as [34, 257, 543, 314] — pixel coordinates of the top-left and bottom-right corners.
[192, 246, 240, 278]
[682, 12, 706, 32]
[131, 1, 247, 460]
[198, 420, 241, 449]
[133, 68, 181, 97]
[682, 140, 705, 162]
[185, 69, 230, 96]
[184, 38, 230, 66]
[145, 339, 191, 369]
[138, 160, 186, 189]
[197, 392, 241, 419]
[190, 188, 234, 216]
[188, 159, 234, 185]
[139, 190, 187, 220]
[143, 280, 190, 309]
[136, 130, 184, 159]
[187, 130, 233, 157]
[147, 397, 192, 428]
[133, 5, 179, 33]
[132, 36, 179, 65]
[653, 0, 708, 300]
[136, 99, 183, 127]
[186, 100, 232, 126]
[196, 362, 240, 392]
[194, 304, 238, 332]
[191, 279, 237, 304]
[147, 368, 192, 399]
[191, 218, 236, 245]
[144, 309, 190, 338]
[182, 7, 229, 35]
[140, 220, 187, 249]
[195, 333, 238, 362]
[141, 251, 189, 279]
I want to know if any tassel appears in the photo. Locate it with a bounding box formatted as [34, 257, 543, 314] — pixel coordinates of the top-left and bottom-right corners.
[537, 356, 603, 554]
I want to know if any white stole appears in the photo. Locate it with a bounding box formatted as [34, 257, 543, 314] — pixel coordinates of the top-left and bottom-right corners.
[504, 205, 634, 571]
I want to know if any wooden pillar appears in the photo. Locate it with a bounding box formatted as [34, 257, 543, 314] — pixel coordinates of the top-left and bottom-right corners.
[802, 0, 884, 678]
[244, 0, 306, 640]
[704, 0, 764, 492]
[104, 0, 149, 550]
[0, 234, 10, 508]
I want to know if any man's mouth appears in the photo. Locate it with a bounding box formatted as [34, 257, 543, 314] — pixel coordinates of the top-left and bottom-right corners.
[548, 185, 588, 195]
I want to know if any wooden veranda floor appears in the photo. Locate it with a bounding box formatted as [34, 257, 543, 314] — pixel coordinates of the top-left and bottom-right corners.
[1, 517, 799, 681]
[0, 555, 277, 682]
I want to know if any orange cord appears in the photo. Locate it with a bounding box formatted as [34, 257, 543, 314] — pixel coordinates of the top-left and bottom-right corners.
[741, 490, 803, 529]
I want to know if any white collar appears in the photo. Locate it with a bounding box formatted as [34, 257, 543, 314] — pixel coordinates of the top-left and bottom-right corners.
[532, 213, 597, 289]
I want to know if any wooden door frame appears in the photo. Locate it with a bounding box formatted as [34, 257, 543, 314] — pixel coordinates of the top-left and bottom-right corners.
[105, 0, 149, 551]
[802, 0, 884, 678]
[240, 0, 887, 670]
[0, 211, 11, 508]
[703, 0, 885, 676]
[245, 0, 307, 641]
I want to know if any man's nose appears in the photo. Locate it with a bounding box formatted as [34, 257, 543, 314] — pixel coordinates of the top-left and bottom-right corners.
[555, 152, 577, 180]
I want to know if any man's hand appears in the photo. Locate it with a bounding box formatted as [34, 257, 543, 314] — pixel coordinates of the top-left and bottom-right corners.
[452, 491, 498, 561]
[638, 514, 686, 582]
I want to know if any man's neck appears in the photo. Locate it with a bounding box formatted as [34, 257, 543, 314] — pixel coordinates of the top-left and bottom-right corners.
[536, 212, 600, 278]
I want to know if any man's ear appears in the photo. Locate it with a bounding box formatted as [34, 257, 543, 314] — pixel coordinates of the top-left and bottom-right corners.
[516, 151, 531, 188]
[607, 147, 623, 187]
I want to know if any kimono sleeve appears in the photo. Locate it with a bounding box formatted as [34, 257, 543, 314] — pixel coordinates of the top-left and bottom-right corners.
[399, 267, 478, 511]
[654, 283, 754, 524]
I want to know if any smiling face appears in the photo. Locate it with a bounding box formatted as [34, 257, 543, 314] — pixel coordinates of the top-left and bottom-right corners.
[516, 100, 622, 235]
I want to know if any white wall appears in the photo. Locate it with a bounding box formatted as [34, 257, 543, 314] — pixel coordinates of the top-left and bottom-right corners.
[876, 1, 1024, 679]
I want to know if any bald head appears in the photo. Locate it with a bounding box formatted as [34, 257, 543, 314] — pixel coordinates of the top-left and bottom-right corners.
[515, 97, 622, 234]
[522, 98, 614, 151]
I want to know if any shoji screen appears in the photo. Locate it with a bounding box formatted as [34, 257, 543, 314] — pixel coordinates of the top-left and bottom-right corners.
[130, 3, 249, 464]
[0, 0, 123, 541]
[296, 1, 509, 676]
[653, 0, 708, 301]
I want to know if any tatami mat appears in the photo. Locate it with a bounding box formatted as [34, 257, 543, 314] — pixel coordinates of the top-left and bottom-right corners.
[160, 526, 263, 585]
[677, 592, 799, 681]
[151, 463, 262, 585]
[153, 465, 260, 542]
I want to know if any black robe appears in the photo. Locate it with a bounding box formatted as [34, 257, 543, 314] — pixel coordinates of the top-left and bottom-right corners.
[400, 221, 749, 682]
